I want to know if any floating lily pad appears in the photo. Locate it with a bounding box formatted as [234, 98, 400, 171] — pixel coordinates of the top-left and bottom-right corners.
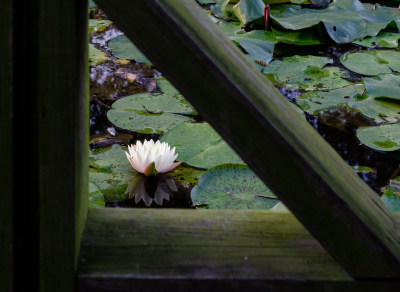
[263, 55, 351, 90]
[271, 27, 327, 46]
[364, 74, 400, 100]
[357, 123, 400, 151]
[88, 19, 112, 34]
[340, 50, 400, 76]
[231, 30, 277, 67]
[167, 164, 206, 188]
[108, 35, 151, 64]
[89, 44, 109, 66]
[107, 79, 196, 134]
[160, 122, 243, 169]
[89, 144, 138, 203]
[191, 164, 279, 209]
[232, 0, 265, 25]
[270, 0, 400, 43]
[210, 1, 227, 19]
[350, 165, 374, 173]
[88, 183, 105, 208]
[353, 32, 400, 49]
[216, 20, 244, 35]
[297, 84, 400, 124]
[381, 176, 400, 212]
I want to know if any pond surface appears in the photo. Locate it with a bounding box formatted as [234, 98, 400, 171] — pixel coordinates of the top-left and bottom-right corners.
[88, 1, 400, 209]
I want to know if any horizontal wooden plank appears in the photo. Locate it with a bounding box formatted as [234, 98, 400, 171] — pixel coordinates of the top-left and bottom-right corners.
[95, 0, 400, 278]
[78, 208, 349, 283]
[79, 210, 400, 291]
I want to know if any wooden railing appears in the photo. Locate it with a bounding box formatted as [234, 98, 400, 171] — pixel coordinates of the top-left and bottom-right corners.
[2, 0, 400, 291]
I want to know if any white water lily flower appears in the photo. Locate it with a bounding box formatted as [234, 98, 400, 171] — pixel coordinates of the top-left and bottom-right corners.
[125, 139, 181, 176]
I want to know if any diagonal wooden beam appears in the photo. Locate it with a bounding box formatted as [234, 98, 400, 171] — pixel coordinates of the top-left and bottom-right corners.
[96, 0, 400, 278]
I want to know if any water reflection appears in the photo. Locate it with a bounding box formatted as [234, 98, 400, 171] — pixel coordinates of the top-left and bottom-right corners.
[125, 175, 178, 207]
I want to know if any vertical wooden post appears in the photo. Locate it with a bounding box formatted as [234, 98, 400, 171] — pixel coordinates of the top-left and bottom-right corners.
[37, 0, 89, 290]
[9, 0, 88, 291]
[0, 0, 13, 291]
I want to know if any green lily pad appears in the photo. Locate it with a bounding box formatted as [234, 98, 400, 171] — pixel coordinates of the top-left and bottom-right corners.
[88, 19, 112, 34]
[88, 183, 106, 208]
[364, 74, 400, 100]
[381, 176, 400, 212]
[231, 30, 277, 67]
[108, 35, 151, 64]
[198, 0, 217, 4]
[89, 44, 109, 66]
[167, 164, 206, 188]
[271, 27, 327, 46]
[350, 165, 374, 173]
[353, 32, 400, 49]
[297, 84, 400, 124]
[263, 55, 351, 90]
[210, 1, 227, 19]
[340, 50, 400, 76]
[216, 20, 244, 36]
[232, 0, 265, 25]
[191, 164, 279, 209]
[107, 79, 195, 134]
[89, 144, 139, 203]
[160, 122, 243, 169]
[270, 0, 400, 43]
[357, 123, 400, 151]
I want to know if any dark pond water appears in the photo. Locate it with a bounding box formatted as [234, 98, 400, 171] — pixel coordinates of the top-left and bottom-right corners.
[89, 7, 400, 208]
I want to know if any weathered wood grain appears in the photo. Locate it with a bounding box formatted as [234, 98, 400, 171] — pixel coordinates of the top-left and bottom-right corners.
[78, 209, 400, 291]
[78, 208, 349, 286]
[0, 0, 13, 291]
[95, 0, 400, 278]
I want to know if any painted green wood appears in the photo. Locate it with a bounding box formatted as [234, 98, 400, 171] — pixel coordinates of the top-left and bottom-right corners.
[37, 0, 89, 290]
[0, 0, 13, 291]
[78, 208, 349, 286]
[94, 0, 400, 278]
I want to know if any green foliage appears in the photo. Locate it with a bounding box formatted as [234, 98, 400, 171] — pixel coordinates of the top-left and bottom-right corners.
[89, 44, 109, 66]
[88, 19, 112, 34]
[271, 27, 327, 45]
[381, 176, 400, 212]
[191, 164, 279, 209]
[297, 84, 400, 124]
[364, 74, 400, 100]
[89, 144, 137, 203]
[107, 79, 196, 134]
[108, 35, 152, 64]
[232, 0, 265, 25]
[88, 183, 105, 208]
[340, 50, 400, 76]
[160, 122, 243, 169]
[270, 0, 400, 43]
[263, 55, 351, 90]
[231, 30, 276, 67]
[357, 123, 400, 151]
[353, 32, 400, 49]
